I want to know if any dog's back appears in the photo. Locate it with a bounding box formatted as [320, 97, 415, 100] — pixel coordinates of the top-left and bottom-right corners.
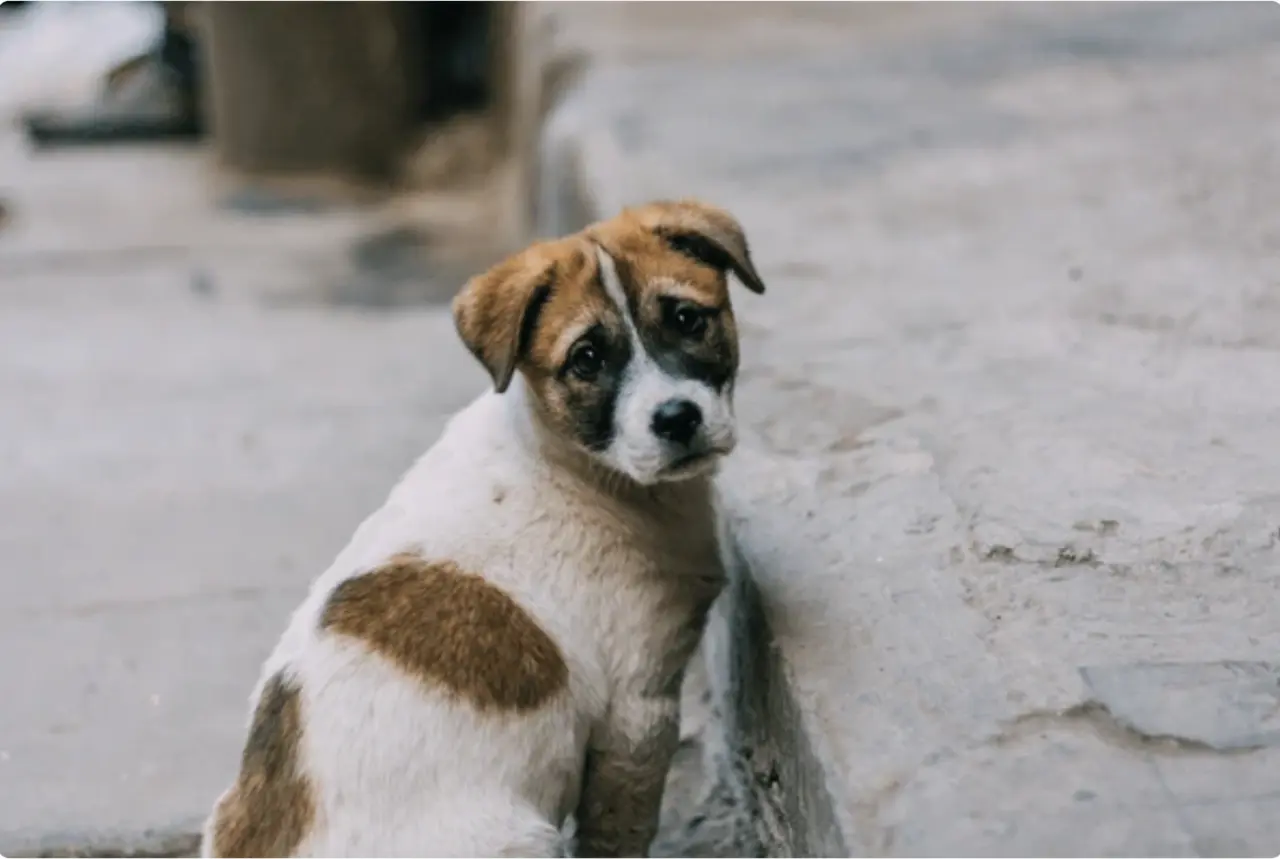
[203, 393, 597, 857]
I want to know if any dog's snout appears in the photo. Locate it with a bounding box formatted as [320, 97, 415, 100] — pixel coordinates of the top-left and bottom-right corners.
[651, 399, 703, 445]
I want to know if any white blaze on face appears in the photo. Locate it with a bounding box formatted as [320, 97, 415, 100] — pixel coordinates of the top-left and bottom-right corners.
[593, 245, 737, 484]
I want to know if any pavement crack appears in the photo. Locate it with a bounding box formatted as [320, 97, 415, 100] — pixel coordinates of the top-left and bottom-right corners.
[993, 700, 1268, 757]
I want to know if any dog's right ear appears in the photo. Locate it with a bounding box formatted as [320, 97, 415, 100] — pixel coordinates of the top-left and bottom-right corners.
[628, 199, 767, 295]
[453, 249, 555, 394]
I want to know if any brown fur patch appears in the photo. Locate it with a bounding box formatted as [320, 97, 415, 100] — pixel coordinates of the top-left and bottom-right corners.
[455, 235, 631, 449]
[452, 240, 559, 393]
[453, 236, 615, 394]
[517, 240, 621, 371]
[598, 221, 732, 308]
[589, 200, 765, 394]
[590, 211, 747, 392]
[210, 673, 314, 858]
[594, 199, 766, 295]
[320, 553, 569, 711]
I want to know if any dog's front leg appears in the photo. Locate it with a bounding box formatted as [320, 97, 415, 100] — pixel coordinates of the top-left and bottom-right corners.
[574, 694, 680, 858]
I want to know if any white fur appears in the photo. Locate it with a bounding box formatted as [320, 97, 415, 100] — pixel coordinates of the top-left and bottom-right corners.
[202, 377, 728, 857]
[593, 246, 737, 485]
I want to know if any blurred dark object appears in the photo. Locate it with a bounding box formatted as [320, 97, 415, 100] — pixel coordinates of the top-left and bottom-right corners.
[205, 2, 421, 181]
[0, 0, 30, 15]
[23, 2, 202, 147]
[19, 0, 503, 183]
[205, 1, 502, 184]
[418, 1, 493, 123]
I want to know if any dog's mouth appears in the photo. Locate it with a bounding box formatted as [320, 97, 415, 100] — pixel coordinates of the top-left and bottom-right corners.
[659, 446, 730, 479]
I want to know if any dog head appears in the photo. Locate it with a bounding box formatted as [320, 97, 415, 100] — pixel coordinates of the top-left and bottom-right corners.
[453, 199, 765, 485]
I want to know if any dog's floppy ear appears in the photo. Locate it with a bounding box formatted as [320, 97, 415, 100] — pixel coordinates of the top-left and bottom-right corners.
[633, 199, 766, 294]
[453, 248, 555, 394]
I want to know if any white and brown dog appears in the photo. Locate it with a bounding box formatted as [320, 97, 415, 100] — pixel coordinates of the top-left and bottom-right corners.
[200, 200, 766, 858]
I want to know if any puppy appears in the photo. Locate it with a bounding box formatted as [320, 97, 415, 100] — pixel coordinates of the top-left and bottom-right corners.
[200, 200, 766, 858]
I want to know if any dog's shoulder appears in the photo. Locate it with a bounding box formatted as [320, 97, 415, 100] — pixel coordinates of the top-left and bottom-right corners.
[271, 390, 591, 699]
[319, 391, 540, 571]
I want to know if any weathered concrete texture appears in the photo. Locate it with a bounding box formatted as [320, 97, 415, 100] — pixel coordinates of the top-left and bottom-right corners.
[542, 2, 1280, 855]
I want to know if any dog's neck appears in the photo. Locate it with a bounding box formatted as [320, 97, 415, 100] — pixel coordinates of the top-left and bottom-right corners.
[501, 375, 716, 519]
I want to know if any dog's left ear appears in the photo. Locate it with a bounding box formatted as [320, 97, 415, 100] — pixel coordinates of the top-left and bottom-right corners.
[632, 199, 766, 295]
[453, 248, 555, 394]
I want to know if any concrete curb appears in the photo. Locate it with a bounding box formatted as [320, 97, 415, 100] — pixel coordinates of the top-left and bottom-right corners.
[710, 526, 849, 857]
[1, 821, 203, 858]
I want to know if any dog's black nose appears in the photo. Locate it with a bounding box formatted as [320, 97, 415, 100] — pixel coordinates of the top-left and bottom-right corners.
[651, 399, 703, 445]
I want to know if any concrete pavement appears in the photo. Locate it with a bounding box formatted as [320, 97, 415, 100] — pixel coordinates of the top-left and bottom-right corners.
[542, 2, 1280, 855]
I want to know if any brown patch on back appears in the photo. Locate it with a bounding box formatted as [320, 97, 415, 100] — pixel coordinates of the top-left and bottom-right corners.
[320, 553, 569, 712]
[209, 673, 314, 858]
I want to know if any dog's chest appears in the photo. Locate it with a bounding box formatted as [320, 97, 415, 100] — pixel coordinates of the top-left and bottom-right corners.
[587, 525, 725, 697]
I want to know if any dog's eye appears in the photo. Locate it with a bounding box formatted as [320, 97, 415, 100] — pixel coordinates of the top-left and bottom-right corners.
[567, 340, 604, 380]
[668, 301, 709, 339]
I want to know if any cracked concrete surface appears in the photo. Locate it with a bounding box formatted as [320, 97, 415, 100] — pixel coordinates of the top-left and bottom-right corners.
[543, 1, 1280, 855]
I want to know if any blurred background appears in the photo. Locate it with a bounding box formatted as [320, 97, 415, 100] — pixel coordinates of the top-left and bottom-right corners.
[2, 2, 1279, 857]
